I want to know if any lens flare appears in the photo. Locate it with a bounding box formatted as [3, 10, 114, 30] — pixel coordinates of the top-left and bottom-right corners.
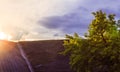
[0, 32, 12, 40]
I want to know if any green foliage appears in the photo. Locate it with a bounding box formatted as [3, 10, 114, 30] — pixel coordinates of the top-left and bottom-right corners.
[61, 10, 120, 72]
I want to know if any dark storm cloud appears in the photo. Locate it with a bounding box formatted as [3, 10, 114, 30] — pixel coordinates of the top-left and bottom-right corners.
[39, 7, 91, 35]
[40, 15, 88, 29]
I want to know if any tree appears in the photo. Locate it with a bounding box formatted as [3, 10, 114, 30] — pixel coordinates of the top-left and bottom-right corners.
[61, 10, 120, 72]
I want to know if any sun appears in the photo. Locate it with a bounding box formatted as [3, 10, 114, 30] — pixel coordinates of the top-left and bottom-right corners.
[0, 32, 12, 40]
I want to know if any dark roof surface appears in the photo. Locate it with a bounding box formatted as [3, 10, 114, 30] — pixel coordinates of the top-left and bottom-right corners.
[0, 40, 30, 72]
[0, 40, 73, 72]
[20, 40, 73, 72]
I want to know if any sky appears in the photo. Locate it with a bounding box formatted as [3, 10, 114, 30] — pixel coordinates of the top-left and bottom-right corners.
[0, 0, 120, 40]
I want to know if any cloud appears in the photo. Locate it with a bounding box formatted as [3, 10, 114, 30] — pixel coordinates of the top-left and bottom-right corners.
[1, 0, 120, 40]
[0, 0, 82, 40]
[39, 7, 91, 35]
[39, 0, 120, 37]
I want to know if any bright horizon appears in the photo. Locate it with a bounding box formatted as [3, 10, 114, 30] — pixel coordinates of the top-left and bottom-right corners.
[0, 32, 12, 40]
